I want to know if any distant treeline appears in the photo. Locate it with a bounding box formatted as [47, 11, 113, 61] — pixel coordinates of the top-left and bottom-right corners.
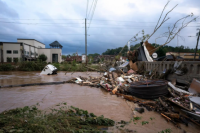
[101, 43, 200, 58]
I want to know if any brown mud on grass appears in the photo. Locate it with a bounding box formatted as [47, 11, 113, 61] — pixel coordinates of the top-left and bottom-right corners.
[0, 71, 200, 133]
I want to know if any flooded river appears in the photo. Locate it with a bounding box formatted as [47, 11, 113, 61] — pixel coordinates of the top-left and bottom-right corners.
[0, 71, 200, 133]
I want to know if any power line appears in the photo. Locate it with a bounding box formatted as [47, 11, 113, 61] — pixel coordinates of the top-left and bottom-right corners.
[0, 21, 199, 28]
[0, 33, 196, 36]
[1, 21, 199, 28]
[92, 19, 199, 23]
[0, 18, 198, 24]
[84, 26, 200, 29]
[0, 20, 198, 25]
[0, 33, 86, 35]
[87, 0, 95, 20]
[88, 0, 98, 31]
[86, 0, 89, 18]
[0, 21, 84, 25]
[0, 18, 83, 20]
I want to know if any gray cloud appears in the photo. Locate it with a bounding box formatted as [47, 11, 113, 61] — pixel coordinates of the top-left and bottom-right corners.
[0, 0, 19, 18]
[0, 0, 199, 55]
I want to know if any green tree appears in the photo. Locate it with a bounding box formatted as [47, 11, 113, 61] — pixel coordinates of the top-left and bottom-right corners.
[62, 55, 67, 59]
[88, 53, 100, 58]
[72, 53, 77, 56]
[38, 54, 47, 62]
[102, 43, 197, 58]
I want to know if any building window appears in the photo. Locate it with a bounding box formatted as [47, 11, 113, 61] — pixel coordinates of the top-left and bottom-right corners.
[24, 51, 26, 54]
[7, 57, 12, 62]
[13, 58, 18, 63]
[13, 50, 18, 54]
[7, 50, 12, 54]
[27, 52, 29, 55]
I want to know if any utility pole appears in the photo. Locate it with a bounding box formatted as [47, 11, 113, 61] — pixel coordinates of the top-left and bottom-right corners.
[194, 29, 200, 60]
[85, 18, 87, 65]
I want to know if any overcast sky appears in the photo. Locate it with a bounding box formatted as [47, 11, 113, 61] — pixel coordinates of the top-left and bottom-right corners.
[0, 0, 200, 55]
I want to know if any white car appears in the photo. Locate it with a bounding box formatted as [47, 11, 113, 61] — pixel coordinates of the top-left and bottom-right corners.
[40, 64, 57, 75]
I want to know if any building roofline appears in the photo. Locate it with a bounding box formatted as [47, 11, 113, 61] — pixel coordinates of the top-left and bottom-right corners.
[23, 43, 37, 48]
[0, 42, 39, 48]
[38, 48, 61, 49]
[17, 38, 45, 45]
[0, 42, 22, 44]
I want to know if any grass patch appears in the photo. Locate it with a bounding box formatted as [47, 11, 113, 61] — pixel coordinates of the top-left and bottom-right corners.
[0, 103, 114, 133]
[159, 128, 172, 133]
[141, 121, 149, 125]
[150, 117, 155, 120]
[0, 64, 15, 71]
[133, 116, 142, 122]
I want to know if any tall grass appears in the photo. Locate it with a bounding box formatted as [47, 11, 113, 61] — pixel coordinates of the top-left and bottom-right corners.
[0, 103, 114, 133]
[0, 64, 15, 71]
[18, 61, 47, 71]
[0, 61, 101, 72]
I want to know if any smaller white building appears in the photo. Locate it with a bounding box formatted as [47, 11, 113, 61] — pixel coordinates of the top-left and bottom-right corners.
[0, 39, 62, 63]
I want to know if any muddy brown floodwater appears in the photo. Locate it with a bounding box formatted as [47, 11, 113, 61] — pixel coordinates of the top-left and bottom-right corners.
[0, 71, 200, 133]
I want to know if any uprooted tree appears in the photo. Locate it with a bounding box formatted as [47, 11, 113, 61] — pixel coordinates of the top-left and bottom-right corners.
[98, 1, 198, 71]
[128, 0, 198, 55]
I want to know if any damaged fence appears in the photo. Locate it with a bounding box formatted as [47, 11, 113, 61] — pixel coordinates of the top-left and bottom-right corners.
[137, 61, 200, 81]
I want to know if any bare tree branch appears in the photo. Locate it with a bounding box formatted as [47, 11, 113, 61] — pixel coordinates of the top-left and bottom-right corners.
[149, 16, 198, 53]
[145, 1, 178, 42]
[154, 0, 170, 31]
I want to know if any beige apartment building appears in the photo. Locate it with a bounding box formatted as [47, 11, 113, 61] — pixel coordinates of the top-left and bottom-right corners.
[0, 39, 62, 63]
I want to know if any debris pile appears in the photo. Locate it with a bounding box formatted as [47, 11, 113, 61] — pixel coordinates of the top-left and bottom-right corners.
[66, 68, 200, 128]
[65, 40, 200, 129]
[66, 71, 144, 93]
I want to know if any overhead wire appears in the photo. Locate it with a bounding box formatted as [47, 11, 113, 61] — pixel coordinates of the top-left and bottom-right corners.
[87, 0, 95, 20]
[86, 0, 89, 18]
[0, 18, 83, 20]
[0, 18, 199, 24]
[0, 32, 195, 37]
[87, 0, 98, 31]
[0, 21, 83, 25]
[0, 21, 199, 28]
[0, 19, 199, 29]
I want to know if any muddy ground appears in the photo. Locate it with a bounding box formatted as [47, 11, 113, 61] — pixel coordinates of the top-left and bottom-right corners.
[0, 71, 200, 133]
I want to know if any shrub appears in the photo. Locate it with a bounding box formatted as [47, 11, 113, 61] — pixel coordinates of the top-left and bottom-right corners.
[7, 57, 12, 62]
[13, 58, 18, 63]
[38, 54, 47, 62]
[0, 64, 14, 71]
[52, 63, 60, 70]
[18, 61, 46, 71]
[72, 60, 76, 66]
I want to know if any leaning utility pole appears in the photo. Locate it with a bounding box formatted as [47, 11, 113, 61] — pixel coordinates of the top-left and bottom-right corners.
[194, 29, 200, 60]
[85, 18, 87, 65]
